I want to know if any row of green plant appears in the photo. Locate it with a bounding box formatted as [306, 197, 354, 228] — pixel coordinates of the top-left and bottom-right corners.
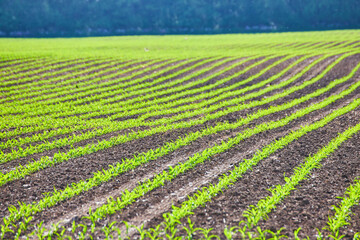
[67, 56, 274, 116]
[0, 57, 50, 77]
[82, 53, 340, 125]
[0, 57, 143, 100]
[107, 52, 354, 126]
[92, 94, 360, 232]
[29, 51, 331, 124]
[13, 58, 190, 106]
[1, 57, 197, 115]
[145, 98, 360, 240]
[6, 56, 237, 119]
[2, 57, 359, 237]
[0, 57, 81, 82]
[15, 57, 215, 110]
[33, 212, 360, 239]
[7, 57, 187, 103]
[4, 55, 271, 127]
[240, 122, 360, 237]
[89, 53, 355, 127]
[7, 51, 332, 127]
[5, 73, 345, 223]
[2, 215, 331, 240]
[13, 87, 359, 240]
[1, 32, 360, 239]
[325, 178, 360, 239]
[297, 40, 359, 53]
[328, 41, 357, 50]
[2, 57, 225, 136]
[1, 55, 358, 183]
[0, 56, 312, 162]
[0, 57, 35, 69]
[0, 57, 94, 88]
[8, 59, 136, 94]
[91, 57, 307, 121]
[0, 56, 258, 129]
[82, 55, 290, 120]
[0, 120, 108, 150]
[0, 59, 122, 102]
[0, 116, 113, 140]
[5, 79, 358, 240]
[0, 55, 282, 147]
[105, 54, 317, 122]
[0, 60, 165, 120]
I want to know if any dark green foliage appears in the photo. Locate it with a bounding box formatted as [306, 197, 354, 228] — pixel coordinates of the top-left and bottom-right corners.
[0, 0, 359, 36]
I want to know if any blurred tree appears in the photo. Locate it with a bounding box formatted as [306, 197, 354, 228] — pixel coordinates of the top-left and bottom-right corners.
[0, 0, 359, 36]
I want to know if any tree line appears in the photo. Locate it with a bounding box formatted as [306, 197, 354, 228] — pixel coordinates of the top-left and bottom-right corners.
[1, 0, 359, 37]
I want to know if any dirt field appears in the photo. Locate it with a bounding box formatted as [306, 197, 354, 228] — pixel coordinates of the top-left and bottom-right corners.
[1, 32, 360, 239]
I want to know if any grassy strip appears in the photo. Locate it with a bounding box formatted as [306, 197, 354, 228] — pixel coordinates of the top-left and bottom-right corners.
[151, 99, 360, 233]
[241, 122, 360, 229]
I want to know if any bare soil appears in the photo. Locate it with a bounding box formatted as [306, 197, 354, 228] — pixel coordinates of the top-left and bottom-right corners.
[1, 54, 360, 239]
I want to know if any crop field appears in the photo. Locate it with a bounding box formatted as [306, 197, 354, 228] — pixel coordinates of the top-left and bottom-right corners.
[0, 30, 360, 239]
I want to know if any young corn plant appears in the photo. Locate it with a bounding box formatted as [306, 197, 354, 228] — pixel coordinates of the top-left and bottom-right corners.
[182, 218, 201, 240]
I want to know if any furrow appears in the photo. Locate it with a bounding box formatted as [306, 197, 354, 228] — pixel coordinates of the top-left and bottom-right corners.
[141, 99, 360, 240]
[0, 55, 358, 184]
[10, 82, 359, 240]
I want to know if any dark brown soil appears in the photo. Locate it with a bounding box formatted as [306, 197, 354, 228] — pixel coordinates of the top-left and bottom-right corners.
[1, 53, 360, 240]
[175, 108, 360, 239]
[257, 129, 360, 239]
[0, 125, 204, 217]
[0, 124, 149, 173]
[107, 94, 359, 239]
[12, 74, 358, 238]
